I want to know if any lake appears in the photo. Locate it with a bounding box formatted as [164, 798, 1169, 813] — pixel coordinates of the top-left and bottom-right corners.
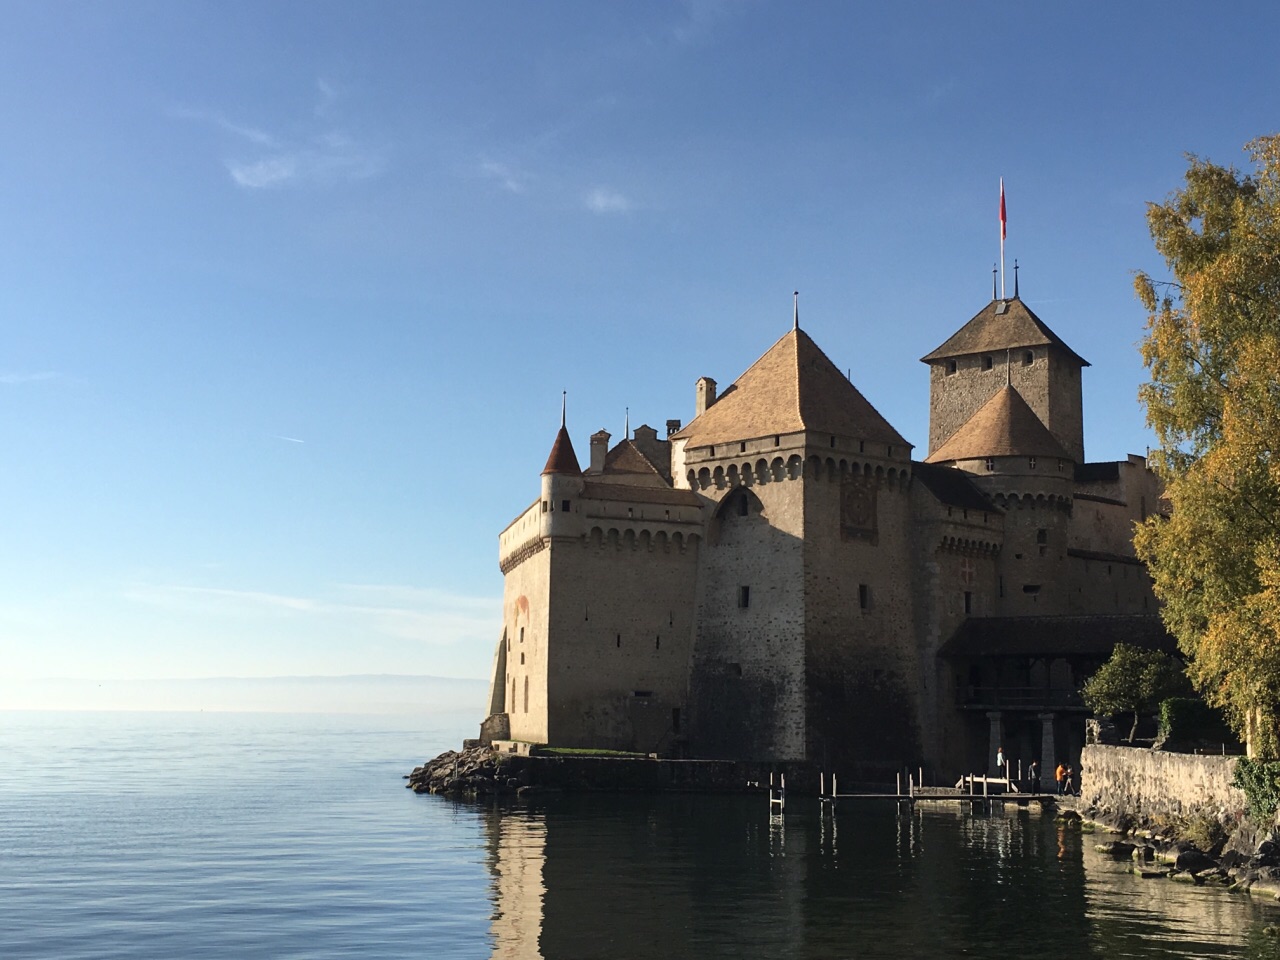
[2, 711, 1278, 959]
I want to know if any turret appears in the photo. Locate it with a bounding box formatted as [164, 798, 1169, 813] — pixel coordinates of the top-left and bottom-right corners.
[540, 417, 583, 540]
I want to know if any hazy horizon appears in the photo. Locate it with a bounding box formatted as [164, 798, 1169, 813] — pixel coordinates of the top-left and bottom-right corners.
[0, 674, 488, 715]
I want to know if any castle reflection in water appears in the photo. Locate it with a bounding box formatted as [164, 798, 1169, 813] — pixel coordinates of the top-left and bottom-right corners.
[479, 796, 1277, 960]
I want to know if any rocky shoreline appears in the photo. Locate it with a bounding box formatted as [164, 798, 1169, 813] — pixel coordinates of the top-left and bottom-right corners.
[1068, 803, 1280, 900]
[404, 745, 535, 799]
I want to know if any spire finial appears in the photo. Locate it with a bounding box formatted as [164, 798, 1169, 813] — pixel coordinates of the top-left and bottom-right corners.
[560, 391, 566, 429]
[992, 263, 998, 301]
[624, 406, 630, 440]
[1013, 259, 1020, 299]
[793, 291, 799, 331]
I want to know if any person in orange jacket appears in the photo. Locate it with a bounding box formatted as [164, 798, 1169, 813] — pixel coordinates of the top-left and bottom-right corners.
[1055, 762, 1068, 795]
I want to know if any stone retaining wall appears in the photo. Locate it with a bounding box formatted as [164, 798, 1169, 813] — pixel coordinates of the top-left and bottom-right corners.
[1081, 743, 1246, 822]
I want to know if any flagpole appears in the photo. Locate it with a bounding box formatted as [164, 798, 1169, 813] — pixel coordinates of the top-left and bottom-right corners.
[993, 176, 1003, 302]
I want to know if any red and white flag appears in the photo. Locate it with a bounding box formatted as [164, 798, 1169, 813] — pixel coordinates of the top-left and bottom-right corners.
[999, 178, 1007, 241]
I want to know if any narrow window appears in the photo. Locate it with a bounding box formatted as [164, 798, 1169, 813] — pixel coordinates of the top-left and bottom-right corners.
[740, 441, 746, 453]
[1022, 584, 1041, 595]
[627, 507, 634, 518]
[561, 499, 571, 513]
[709, 446, 715, 457]
[736, 496, 748, 517]
[774, 435, 781, 447]
[1036, 528, 1047, 544]
[946, 360, 958, 375]
[520, 652, 525, 665]
[655, 636, 661, 650]
[616, 633, 621, 648]
[541, 500, 548, 513]
[738, 585, 751, 608]
[1023, 350, 1033, 365]
[519, 627, 525, 643]
[859, 584, 870, 611]
[523, 677, 529, 713]
[887, 446, 893, 457]
[985, 457, 995, 472]
[1057, 459, 1064, 472]
[859, 440, 865, 453]
[633, 690, 652, 698]
[964, 591, 973, 614]
[982, 355, 993, 371]
[830, 436, 836, 448]
[511, 677, 516, 708]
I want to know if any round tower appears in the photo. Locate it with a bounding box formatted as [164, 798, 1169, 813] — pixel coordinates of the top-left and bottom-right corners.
[540, 420, 584, 540]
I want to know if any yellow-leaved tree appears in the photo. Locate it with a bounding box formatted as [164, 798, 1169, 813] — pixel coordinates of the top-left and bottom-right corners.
[1135, 135, 1280, 758]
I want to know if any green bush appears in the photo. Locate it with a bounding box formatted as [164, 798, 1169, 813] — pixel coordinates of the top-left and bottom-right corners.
[1159, 697, 1236, 745]
[1232, 758, 1280, 824]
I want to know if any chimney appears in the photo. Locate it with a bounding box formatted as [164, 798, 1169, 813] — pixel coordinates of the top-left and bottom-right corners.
[695, 377, 717, 417]
[666, 419, 681, 438]
[589, 429, 611, 473]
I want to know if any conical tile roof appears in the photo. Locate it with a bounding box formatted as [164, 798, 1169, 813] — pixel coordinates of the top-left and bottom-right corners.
[671, 328, 909, 449]
[925, 385, 1072, 463]
[541, 426, 582, 476]
[921, 297, 1089, 366]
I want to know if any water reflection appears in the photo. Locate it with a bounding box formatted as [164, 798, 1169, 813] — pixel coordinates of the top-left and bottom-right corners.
[481, 796, 1280, 959]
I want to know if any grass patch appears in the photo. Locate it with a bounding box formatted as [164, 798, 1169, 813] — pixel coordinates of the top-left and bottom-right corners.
[536, 747, 648, 758]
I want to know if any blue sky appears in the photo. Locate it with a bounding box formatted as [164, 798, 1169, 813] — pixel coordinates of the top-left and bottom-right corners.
[2, 2, 1277, 694]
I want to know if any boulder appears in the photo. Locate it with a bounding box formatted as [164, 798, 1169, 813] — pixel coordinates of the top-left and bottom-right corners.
[1096, 841, 1137, 859]
[1175, 849, 1220, 874]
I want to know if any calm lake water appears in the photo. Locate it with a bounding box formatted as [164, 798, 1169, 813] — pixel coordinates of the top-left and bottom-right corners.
[3, 710, 1280, 959]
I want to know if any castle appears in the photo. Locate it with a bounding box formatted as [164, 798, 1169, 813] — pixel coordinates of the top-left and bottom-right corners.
[481, 290, 1167, 779]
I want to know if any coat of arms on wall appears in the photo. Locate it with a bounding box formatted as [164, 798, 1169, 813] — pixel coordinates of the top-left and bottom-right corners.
[840, 476, 877, 543]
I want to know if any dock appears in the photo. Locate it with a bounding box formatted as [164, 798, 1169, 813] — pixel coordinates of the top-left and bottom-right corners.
[811, 770, 1058, 815]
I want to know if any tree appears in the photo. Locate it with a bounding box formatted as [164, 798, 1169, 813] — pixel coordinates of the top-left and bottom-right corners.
[1081, 644, 1189, 743]
[1134, 135, 1280, 757]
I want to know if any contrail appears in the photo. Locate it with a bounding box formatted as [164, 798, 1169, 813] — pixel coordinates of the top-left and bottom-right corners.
[275, 436, 305, 443]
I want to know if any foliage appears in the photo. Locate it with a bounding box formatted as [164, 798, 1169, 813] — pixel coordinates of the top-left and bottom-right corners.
[1158, 696, 1237, 747]
[1081, 643, 1190, 742]
[1180, 811, 1229, 855]
[1232, 758, 1280, 824]
[1134, 135, 1280, 758]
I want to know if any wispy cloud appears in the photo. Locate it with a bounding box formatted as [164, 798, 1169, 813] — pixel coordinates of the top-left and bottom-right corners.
[125, 582, 501, 647]
[478, 158, 529, 194]
[0, 371, 60, 385]
[585, 186, 632, 214]
[275, 435, 305, 444]
[173, 84, 384, 190]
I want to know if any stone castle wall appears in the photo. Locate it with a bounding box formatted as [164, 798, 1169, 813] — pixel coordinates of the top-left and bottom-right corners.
[802, 454, 920, 772]
[546, 525, 700, 753]
[688, 458, 807, 761]
[1080, 744, 1246, 822]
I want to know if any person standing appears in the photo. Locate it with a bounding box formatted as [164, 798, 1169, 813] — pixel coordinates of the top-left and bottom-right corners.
[1055, 762, 1067, 795]
[1028, 759, 1041, 794]
[996, 746, 1005, 778]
